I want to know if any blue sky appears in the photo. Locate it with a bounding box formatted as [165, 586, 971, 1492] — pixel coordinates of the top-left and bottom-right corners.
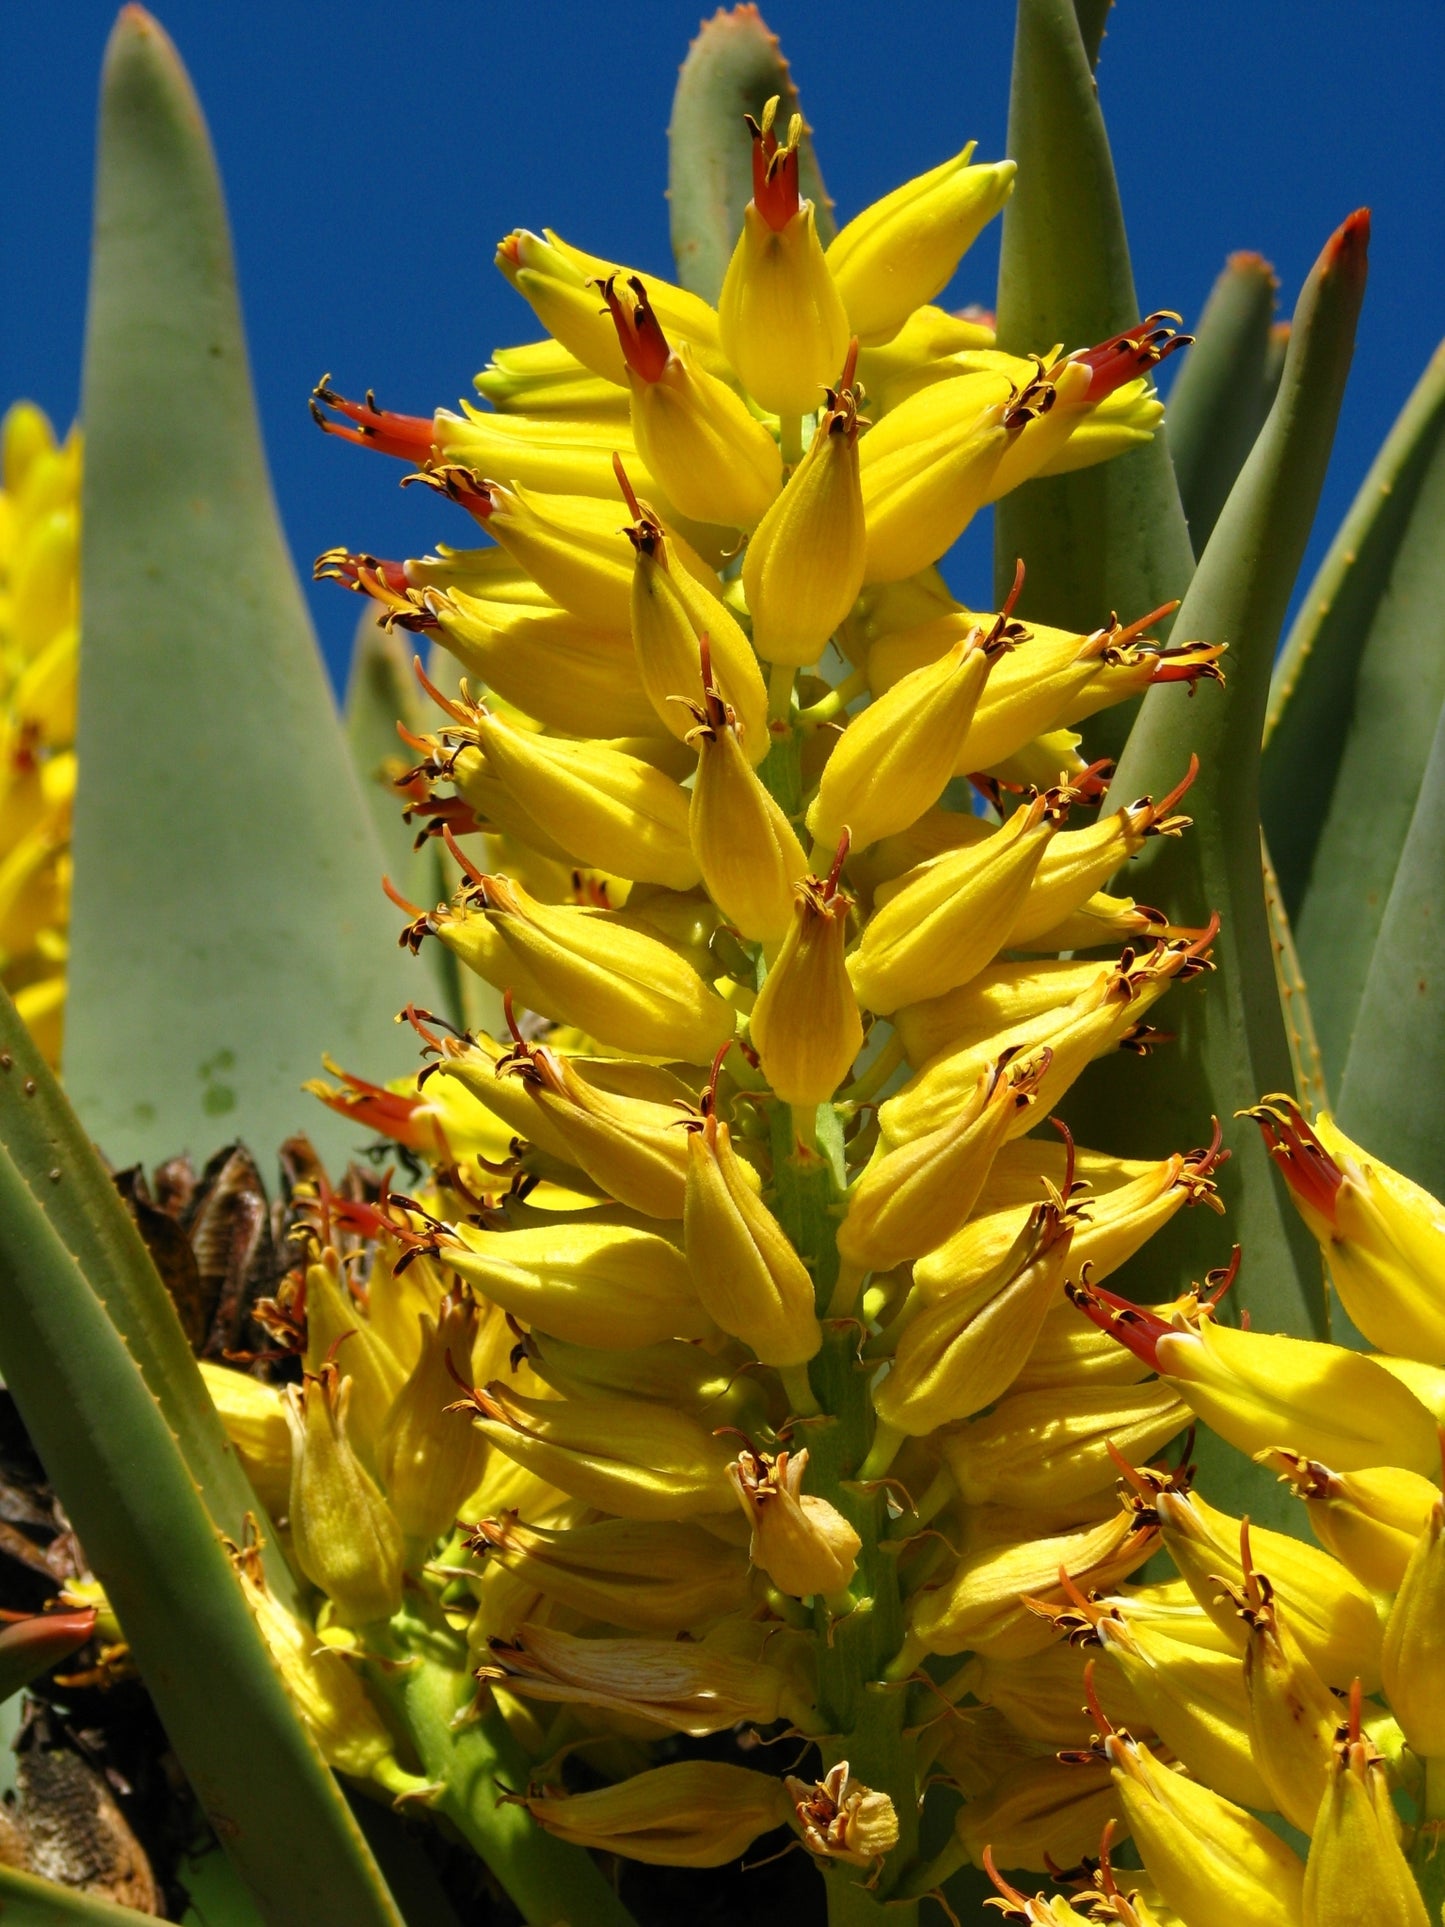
[7, 1, 1444, 687]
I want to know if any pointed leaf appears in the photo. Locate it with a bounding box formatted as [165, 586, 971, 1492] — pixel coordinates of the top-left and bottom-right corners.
[1166, 251, 1280, 555]
[1073, 0, 1113, 68]
[992, 0, 1195, 761]
[68, 7, 419, 1174]
[0, 977, 301, 1610]
[0, 1013, 402, 1926]
[1072, 212, 1369, 1339]
[668, 4, 833, 303]
[1337, 692, 1445, 1194]
[1262, 342, 1445, 1084]
[1262, 837, 1327, 1118]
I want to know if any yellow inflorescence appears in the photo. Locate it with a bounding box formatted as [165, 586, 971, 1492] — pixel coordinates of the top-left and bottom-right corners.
[204, 72, 1432, 1918]
[0, 402, 79, 1066]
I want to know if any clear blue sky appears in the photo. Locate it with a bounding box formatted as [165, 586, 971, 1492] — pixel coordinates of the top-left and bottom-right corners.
[7, 1, 1444, 688]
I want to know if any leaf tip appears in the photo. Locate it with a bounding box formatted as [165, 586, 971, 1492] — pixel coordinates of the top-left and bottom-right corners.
[1323, 208, 1371, 280]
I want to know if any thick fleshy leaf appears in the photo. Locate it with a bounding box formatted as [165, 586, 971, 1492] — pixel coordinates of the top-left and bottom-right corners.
[1071, 211, 1369, 1341]
[67, 7, 419, 1174]
[668, 4, 834, 303]
[0, 1019, 402, 1926]
[1073, 0, 1112, 68]
[1338, 694, 1445, 1195]
[1167, 251, 1280, 555]
[993, 0, 1195, 760]
[0, 979, 301, 1609]
[1262, 839, 1327, 1118]
[1263, 342, 1445, 1085]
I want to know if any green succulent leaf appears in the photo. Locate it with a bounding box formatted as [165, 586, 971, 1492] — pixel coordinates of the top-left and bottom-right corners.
[0, 976, 301, 1608]
[1337, 693, 1445, 1195]
[1073, 0, 1113, 69]
[668, 4, 834, 303]
[1167, 251, 1281, 555]
[993, 0, 1195, 762]
[0, 998, 403, 1926]
[1262, 342, 1445, 1087]
[67, 6, 420, 1175]
[0, 1863, 163, 1925]
[1072, 210, 1370, 1345]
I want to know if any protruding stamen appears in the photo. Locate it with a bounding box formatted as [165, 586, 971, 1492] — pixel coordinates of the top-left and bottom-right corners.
[1244, 1093, 1344, 1224]
[310, 377, 437, 461]
[1068, 313, 1193, 401]
[746, 96, 802, 231]
[599, 274, 671, 383]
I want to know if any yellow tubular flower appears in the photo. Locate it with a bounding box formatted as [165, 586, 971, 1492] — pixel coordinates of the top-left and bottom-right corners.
[685, 643, 807, 944]
[465, 1511, 751, 1633]
[474, 335, 626, 415]
[302, 1253, 406, 1465]
[684, 1105, 822, 1367]
[837, 1051, 1048, 1272]
[943, 1379, 1191, 1509]
[519, 1760, 791, 1867]
[442, 1218, 711, 1350]
[199, 1359, 291, 1517]
[472, 706, 699, 890]
[376, 1293, 490, 1545]
[955, 1756, 1120, 1878]
[825, 144, 1016, 345]
[858, 374, 1015, 582]
[284, 1366, 405, 1628]
[603, 275, 782, 529]
[873, 1199, 1075, 1437]
[1230, 1542, 1340, 1836]
[1253, 1099, 1445, 1364]
[1105, 1726, 1305, 1927]
[1303, 1688, 1429, 1927]
[849, 790, 1065, 1012]
[434, 869, 736, 1064]
[1381, 1499, 1445, 1758]
[542, 228, 731, 370]
[742, 344, 867, 666]
[727, 1445, 860, 1599]
[625, 487, 770, 759]
[892, 956, 1113, 1070]
[749, 849, 863, 1105]
[1264, 1450, 1441, 1594]
[806, 621, 1006, 856]
[718, 100, 851, 417]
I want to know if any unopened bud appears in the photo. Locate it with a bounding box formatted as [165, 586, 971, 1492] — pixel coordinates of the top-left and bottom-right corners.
[1303, 1687, 1425, 1927]
[285, 1366, 405, 1627]
[377, 1293, 490, 1545]
[749, 852, 863, 1105]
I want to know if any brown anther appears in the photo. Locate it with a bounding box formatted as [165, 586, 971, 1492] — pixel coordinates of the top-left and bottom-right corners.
[746, 97, 802, 231]
[1243, 1094, 1344, 1224]
[598, 273, 672, 383]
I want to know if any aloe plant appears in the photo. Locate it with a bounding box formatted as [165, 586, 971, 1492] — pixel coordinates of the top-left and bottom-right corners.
[4, 4, 1445, 1925]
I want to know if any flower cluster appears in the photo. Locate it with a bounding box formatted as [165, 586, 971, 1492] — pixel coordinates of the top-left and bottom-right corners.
[209, 87, 1246, 1914]
[0, 402, 78, 1064]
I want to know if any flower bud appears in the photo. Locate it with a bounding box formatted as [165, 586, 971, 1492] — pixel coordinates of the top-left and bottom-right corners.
[850, 791, 1062, 1013]
[1105, 1727, 1305, 1927]
[465, 1512, 751, 1633]
[474, 335, 622, 415]
[1252, 1098, 1445, 1364]
[684, 1110, 822, 1367]
[1153, 1485, 1383, 1691]
[627, 498, 770, 759]
[685, 652, 807, 943]
[749, 851, 863, 1105]
[873, 1200, 1075, 1437]
[459, 1381, 736, 1521]
[1303, 1689, 1427, 1927]
[519, 1760, 790, 1867]
[376, 1293, 491, 1545]
[199, 1361, 291, 1516]
[786, 1762, 900, 1869]
[472, 708, 698, 890]
[944, 1380, 1190, 1510]
[285, 1366, 405, 1627]
[1228, 1543, 1339, 1835]
[837, 1052, 1048, 1272]
[428, 402, 652, 501]
[955, 1756, 1120, 1878]
[481, 1621, 806, 1737]
[1096, 1611, 1269, 1811]
[824, 145, 1015, 345]
[717, 102, 851, 416]
[859, 375, 1014, 582]
[1263, 1450, 1441, 1594]
[910, 1502, 1157, 1660]
[603, 275, 782, 529]
[728, 1445, 861, 1599]
[444, 1218, 710, 1350]
[231, 1540, 413, 1790]
[1154, 1320, 1438, 1475]
[1381, 1499, 1445, 1758]
[440, 870, 735, 1064]
[742, 351, 867, 667]
[807, 629, 1003, 856]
